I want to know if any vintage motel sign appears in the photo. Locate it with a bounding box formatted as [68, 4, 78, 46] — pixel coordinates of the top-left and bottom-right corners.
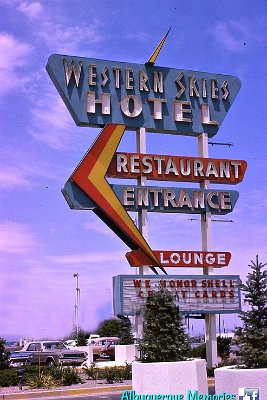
[46, 54, 241, 137]
[62, 181, 239, 215]
[63, 123, 164, 270]
[107, 152, 247, 185]
[113, 274, 241, 315]
[126, 250, 231, 268]
[112, 184, 239, 214]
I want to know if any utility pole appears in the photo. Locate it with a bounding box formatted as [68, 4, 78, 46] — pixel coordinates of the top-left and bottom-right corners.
[73, 272, 80, 336]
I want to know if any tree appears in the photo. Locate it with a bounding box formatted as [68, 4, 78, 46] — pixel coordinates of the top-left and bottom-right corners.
[139, 288, 190, 363]
[235, 255, 267, 368]
[0, 338, 10, 369]
[96, 318, 122, 337]
[75, 330, 88, 346]
[117, 315, 134, 345]
[217, 336, 231, 363]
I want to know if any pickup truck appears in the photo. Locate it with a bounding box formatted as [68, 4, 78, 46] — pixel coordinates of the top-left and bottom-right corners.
[10, 340, 88, 367]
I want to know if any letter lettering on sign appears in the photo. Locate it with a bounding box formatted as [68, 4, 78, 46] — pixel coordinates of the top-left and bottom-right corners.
[87, 92, 110, 114]
[120, 96, 142, 117]
[117, 154, 128, 173]
[63, 59, 83, 87]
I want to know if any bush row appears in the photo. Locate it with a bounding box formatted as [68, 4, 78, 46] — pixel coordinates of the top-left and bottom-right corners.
[0, 366, 82, 388]
[83, 363, 132, 384]
[0, 364, 132, 387]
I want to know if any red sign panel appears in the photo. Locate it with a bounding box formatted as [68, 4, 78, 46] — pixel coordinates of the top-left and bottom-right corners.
[126, 250, 231, 268]
[107, 152, 247, 184]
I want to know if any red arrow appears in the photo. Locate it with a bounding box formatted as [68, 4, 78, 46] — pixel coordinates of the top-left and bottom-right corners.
[70, 124, 162, 269]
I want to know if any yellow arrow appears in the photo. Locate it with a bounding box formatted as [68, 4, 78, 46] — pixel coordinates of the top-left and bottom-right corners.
[70, 124, 163, 270]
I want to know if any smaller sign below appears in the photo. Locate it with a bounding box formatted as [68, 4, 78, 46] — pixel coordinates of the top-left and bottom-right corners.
[107, 152, 247, 185]
[111, 184, 239, 214]
[126, 250, 231, 268]
[113, 275, 241, 316]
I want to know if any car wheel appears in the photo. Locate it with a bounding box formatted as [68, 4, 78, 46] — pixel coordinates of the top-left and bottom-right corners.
[46, 358, 55, 367]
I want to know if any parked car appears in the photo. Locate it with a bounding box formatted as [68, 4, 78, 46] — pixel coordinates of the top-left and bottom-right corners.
[87, 334, 100, 345]
[9, 340, 88, 367]
[89, 337, 119, 361]
[64, 339, 77, 347]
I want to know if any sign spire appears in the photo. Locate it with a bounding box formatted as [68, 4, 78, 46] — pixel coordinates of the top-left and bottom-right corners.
[146, 28, 171, 65]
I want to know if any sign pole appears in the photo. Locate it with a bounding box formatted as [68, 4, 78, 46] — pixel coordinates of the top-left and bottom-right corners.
[198, 132, 218, 368]
[134, 127, 150, 339]
[136, 127, 150, 275]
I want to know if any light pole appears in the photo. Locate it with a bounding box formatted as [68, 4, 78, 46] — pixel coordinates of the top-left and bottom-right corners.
[73, 272, 80, 336]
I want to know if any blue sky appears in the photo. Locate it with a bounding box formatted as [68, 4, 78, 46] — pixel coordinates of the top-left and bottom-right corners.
[1, 0, 267, 340]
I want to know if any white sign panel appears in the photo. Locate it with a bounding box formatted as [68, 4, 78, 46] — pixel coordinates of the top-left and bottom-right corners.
[113, 275, 241, 315]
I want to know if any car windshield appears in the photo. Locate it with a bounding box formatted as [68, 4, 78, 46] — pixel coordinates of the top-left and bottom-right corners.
[43, 342, 66, 350]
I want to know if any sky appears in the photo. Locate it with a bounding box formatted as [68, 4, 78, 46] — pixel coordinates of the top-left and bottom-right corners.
[1, 0, 267, 341]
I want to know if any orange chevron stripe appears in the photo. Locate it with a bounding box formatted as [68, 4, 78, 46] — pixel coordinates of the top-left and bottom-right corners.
[70, 124, 160, 267]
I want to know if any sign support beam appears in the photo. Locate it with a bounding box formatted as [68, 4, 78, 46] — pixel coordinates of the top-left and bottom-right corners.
[134, 127, 150, 339]
[136, 127, 150, 276]
[198, 132, 218, 368]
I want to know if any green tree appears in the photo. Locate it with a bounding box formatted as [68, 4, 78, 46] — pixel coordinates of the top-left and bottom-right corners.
[96, 318, 122, 337]
[139, 288, 190, 362]
[117, 315, 134, 345]
[190, 343, 206, 360]
[0, 338, 10, 369]
[217, 336, 231, 363]
[75, 330, 88, 346]
[235, 255, 267, 368]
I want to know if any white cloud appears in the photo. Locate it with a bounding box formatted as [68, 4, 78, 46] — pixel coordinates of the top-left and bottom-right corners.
[0, 142, 66, 190]
[84, 220, 114, 236]
[46, 250, 124, 265]
[38, 20, 103, 54]
[0, 165, 31, 189]
[16, 1, 104, 55]
[213, 19, 266, 53]
[17, 1, 43, 19]
[0, 32, 32, 97]
[29, 89, 78, 150]
[28, 83, 98, 151]
[0, 221, 40, 254]
[213, 21, 246, 52]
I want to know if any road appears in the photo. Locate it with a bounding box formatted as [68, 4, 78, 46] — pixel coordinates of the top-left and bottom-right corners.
[37, 393, 123, 400]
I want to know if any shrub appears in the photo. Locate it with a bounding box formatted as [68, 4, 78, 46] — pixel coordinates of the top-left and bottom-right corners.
[60, 367, 82, 385]
[217, 336, 231, 363]
[24, 366, 82, 388]
[83, 364, 132, 383]
[0, 368, 18, 387]
[83, 363, 99, 380]
[25, 371, 58, 389]
[206, 367, 215, 377]
[190, 344, 206, 360]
